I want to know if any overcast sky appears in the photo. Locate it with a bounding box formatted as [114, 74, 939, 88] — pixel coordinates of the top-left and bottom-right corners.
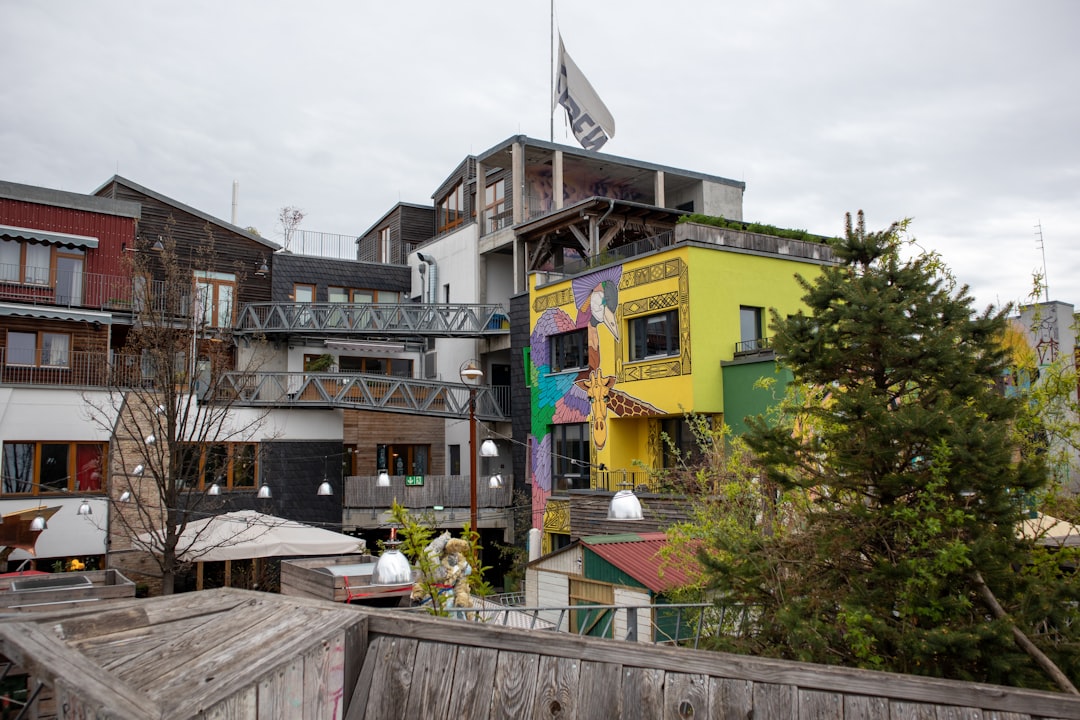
[2, 1, 1077, 311]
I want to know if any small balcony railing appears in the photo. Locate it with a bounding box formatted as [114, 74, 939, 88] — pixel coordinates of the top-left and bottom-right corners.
[734, 336, 772, 355]
[344, 473, 513, 510]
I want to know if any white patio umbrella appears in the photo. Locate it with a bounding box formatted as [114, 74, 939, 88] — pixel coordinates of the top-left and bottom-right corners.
[138, 510, 363, 562]
[1020, 512, 1080, 548]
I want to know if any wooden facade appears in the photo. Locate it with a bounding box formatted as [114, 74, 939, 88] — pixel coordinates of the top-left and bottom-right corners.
[0, 588, 1077, 719]
[357, 202, 434, 266]
[94, 176, 277, 310]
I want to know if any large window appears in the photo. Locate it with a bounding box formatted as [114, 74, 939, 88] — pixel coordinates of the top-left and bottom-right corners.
[628, 310, 680, 361]
[5, 330, 70, 368]
[1, 442, 106, 494]
[550, 329, 588, 373]
[194, 271, 236, 329]
[437, 183, 465, 234]
[180, 442, 258, 491]
[377, 444, 430, 476]
[0, 240, 76, 288]
[483, 180, 506, 233]
[552, 423, 589, 492]
[338, 356, 412, 377]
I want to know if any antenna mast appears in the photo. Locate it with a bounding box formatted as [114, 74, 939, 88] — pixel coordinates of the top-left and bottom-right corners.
[1035, 222, 1049, 302]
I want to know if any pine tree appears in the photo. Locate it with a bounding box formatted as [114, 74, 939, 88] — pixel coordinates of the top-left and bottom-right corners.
[705, 213, 1080, 690]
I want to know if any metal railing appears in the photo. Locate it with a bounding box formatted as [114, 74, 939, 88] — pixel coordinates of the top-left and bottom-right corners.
[344, 473, 513, 509]
[217, 371, 508, 420]
[285, 230, 358, 260]
[0, 349, 181, 388]
[734, 336, 772, 355]
[233, 302, 509, 337]
[404, 602, 757, 647]
[0, 267, 171, 313]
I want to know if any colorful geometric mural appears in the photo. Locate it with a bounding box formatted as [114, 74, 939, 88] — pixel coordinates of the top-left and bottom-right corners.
[530, 264, 665, 528]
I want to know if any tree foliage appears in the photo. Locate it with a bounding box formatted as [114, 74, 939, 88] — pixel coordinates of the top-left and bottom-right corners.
[703, 212, 1080, 690]
[87, 218, 270, 594]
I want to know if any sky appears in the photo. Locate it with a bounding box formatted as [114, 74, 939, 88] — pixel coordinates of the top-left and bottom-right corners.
[2, 1, 1078, 311]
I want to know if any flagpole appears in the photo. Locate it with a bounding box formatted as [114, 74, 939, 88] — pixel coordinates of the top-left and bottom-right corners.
[550, 0, 554, 141]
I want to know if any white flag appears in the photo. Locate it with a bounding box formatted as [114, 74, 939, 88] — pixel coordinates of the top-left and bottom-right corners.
[555, 34, 615, 152]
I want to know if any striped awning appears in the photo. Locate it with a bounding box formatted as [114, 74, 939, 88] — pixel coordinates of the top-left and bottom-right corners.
[0, 224, 98, 249]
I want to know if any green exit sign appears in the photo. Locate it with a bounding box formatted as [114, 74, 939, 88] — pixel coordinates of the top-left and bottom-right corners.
[405, 475, 424, 486]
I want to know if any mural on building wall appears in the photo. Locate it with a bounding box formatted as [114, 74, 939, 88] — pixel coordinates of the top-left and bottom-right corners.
[529, 265, 664, 529]
[525, 165, 643, 215]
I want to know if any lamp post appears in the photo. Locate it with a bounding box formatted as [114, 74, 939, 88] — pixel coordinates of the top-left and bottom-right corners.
[459, 360, 484, 535]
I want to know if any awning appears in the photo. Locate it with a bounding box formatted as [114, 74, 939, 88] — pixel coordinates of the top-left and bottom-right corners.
[0, 224, 99, 249]
[0, 303, 113, 325]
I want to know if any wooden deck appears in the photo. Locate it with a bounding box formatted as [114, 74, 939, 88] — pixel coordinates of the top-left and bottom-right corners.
[0, 588, 1075, 719]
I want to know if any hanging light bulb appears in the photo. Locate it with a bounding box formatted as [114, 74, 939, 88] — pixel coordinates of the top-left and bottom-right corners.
[488, 473, 503, 489]
[207, 482, 221, 496]
[377, 471, 391, 488]
[480, 439, 498, 457]
[119, 490, 132, 502]
[29, 514, 48, 531]
[132, 464, 145, 476]
[78, 500, 93, 516]
[257, 483, 272, 499]
[145, 434, 156, 445]
[317, 478, 333, 496]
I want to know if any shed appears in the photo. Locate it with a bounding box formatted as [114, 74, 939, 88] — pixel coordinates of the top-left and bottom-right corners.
[524, 532, 699, 642]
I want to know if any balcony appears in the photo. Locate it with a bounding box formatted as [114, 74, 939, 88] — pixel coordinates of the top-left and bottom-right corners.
[344, 473, 513, 511]
[0, 266, 167, 314]
[734, 336, 772, 356]
[233, 302, 509, 337]
[0, 350, 177, 388]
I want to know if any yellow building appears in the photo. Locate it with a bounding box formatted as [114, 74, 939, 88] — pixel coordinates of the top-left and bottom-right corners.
[527, 220, 835, 550]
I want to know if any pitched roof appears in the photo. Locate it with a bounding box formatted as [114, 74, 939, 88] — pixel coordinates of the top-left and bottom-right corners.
[580, 532, 697, 594]
[93, 175, 280, 251]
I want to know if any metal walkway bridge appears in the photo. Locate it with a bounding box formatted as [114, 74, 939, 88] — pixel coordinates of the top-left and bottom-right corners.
[217, 371, 509, 421]
[233, 302, 509, 337]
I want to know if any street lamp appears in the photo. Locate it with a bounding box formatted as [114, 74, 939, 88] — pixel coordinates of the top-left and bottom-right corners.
[459, 359, 485, 535]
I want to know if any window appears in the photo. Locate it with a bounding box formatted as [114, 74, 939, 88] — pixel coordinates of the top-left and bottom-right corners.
[377, 444, 430, 475]
[328, 287, 349, 303]
[550, 329, 588, 373]
[194, 271, 237, 328]
[56, 252, 84, 305]
[338, 356, 412, 377]
[552, 423, 589, 492]
[449, 444, 461, 475]
[0, 240, 19, 282]
[1, 442, 106, 494]
[628, 310, 680, 361]
[483, 180, 506, 233]
[181, 442, 258, 491]
[661, 417, 698, 469]
[378, 227, 392, 263]
[293, 284, 315, 303]
[0, 239, 59, 286]
[24, 243, 50, 285]
[739, 306, 765, 352]
[5, 331, 69, 368]
[437, 183, 465, 233]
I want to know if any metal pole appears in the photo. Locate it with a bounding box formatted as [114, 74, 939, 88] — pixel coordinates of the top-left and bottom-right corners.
[469, 386, 478, 536]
